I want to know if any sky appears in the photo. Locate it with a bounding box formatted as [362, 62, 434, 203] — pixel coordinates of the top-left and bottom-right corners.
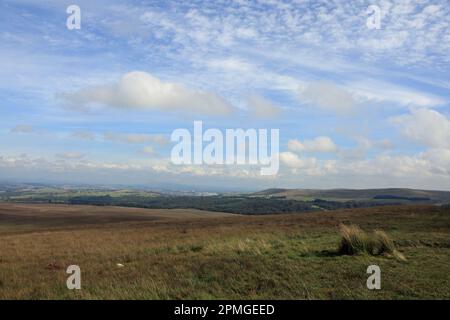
[0, 0, 449, 191]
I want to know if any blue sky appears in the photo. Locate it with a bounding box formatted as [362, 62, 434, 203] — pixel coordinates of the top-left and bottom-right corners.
[0, 0, 449, 190]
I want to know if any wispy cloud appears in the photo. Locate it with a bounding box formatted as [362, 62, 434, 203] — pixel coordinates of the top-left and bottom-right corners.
[10, 124, 34, 134]
[70, 131, 96, 141]
[103, 132, 169, 146]
[246, 95, 281, 119]
[55, 152, 85, 160]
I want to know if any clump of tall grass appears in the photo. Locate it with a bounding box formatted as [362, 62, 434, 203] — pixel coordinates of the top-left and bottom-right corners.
[338, 224, 405, 260]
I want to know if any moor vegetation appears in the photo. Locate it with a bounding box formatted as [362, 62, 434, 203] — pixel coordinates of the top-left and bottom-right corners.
[0, 203, 449, 299]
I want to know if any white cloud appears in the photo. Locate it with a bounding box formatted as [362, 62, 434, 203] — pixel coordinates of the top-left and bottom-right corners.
[246, 94, 281, 119]
[349, 80, 445, 108]
[207, 58, 255, 72]
[55, 152, 85, 160]
[339, 150, 450, 178]
[392, 108, 450, 148]
[300, 81, 356, 114]
[64, 71, 234, 116]
[70, 131, 96, 141]
[288, 136, 338, 153]
[280, 151, 316, 168]
[373, 139, 394, 150]
[11, 124, 34, 133]
[141, 146, 157, 156]
[280, 151, 337, 176]
[420, 148, 450, 175]
[104, 132, 169, 145]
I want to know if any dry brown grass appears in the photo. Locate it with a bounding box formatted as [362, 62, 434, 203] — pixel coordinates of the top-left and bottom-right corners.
[338, 224, 406, 260]
[338, 224, 371, 255]
[0, 203, 449, 299]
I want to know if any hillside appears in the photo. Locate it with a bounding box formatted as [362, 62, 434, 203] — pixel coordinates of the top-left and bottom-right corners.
[251, 188, 450, 203]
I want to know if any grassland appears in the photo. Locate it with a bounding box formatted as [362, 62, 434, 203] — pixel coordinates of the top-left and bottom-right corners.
[0, 203, 449, 299]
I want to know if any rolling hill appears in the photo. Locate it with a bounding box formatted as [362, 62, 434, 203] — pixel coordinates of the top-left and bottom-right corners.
[251, 188, 450, 203]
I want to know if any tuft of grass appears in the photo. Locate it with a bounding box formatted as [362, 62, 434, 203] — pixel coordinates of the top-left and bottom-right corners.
[338, 224, 405, 260]
[371, 230, 395, 254]
[338, 224, 370, 255]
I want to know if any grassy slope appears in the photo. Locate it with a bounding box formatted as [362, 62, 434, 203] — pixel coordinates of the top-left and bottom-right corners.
[252, 188, 450, 202]
[0, 203, 449, 299]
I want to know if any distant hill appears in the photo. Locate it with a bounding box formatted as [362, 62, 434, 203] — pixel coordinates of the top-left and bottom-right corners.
[251, 188, 450, 204]
[251, 188, 288, 196]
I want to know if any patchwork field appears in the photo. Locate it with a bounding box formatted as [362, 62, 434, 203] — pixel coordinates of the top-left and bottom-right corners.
[0, 202, 449, 299]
